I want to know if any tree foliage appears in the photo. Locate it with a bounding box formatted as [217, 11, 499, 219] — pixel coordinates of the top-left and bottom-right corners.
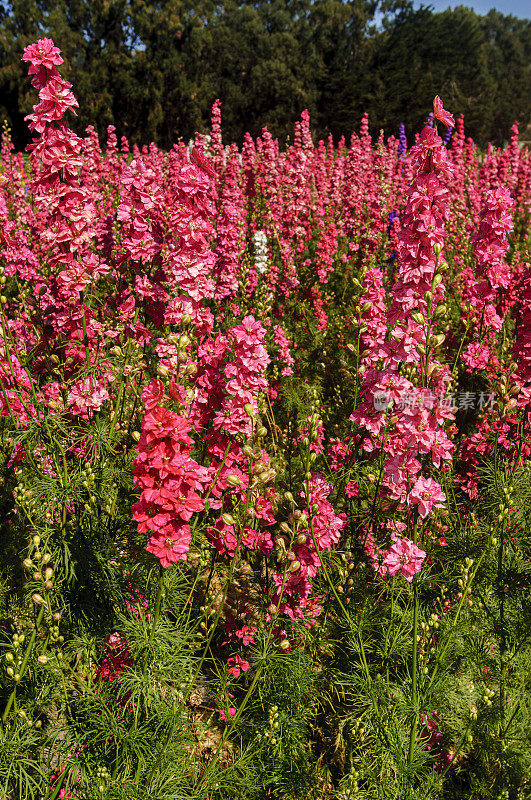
[0, 0, 529, 149]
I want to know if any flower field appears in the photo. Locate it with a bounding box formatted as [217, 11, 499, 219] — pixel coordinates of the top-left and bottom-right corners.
[0, 37, 530, 800]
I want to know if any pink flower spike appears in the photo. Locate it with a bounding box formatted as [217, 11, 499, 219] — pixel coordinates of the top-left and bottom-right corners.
[433, 96, 455, 129]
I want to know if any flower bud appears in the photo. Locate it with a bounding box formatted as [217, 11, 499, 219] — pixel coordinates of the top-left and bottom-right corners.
[37, 655, 48, 665]
[430, 334, 446, 348]
[226, 475, 241, 487]
[279, 639, 290, 650]
[222, 513, 235, 526]
[23, 558, 33, 570]
[243, 403, 255, 417]
[32, 594, 44, 606]
[156, 364, 170, 377]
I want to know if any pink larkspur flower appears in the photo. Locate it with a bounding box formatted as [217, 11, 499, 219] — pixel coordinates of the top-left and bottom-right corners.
[383, 537, 426, 582]
[433, 96, 455, 129]
[408, 477, 446, 518]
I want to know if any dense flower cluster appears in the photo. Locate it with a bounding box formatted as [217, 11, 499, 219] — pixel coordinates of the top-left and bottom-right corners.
[132, 380, 207, 567]
[0, 40, 529, 796]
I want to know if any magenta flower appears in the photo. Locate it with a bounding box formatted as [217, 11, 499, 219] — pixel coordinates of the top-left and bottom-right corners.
[227, 654, 251, 678]
[383, 537, 426, 582]
[22, 38, 63, 72]
[408, 477, 446, 518]
[433, 96, 455, 129]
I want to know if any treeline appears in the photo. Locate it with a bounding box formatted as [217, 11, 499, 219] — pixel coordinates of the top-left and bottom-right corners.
[0, 0, 530, 150]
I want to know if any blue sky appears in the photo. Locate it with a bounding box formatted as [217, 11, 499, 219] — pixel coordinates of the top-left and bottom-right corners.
[413, 0, 530, 18]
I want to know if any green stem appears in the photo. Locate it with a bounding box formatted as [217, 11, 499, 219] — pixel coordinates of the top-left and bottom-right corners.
[148, 564, 165, 644]
[498, 518, 506, 748]
[303, 469, 391, 749]
[407, 516, 420, 776]
[2, 602, 45, 725]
